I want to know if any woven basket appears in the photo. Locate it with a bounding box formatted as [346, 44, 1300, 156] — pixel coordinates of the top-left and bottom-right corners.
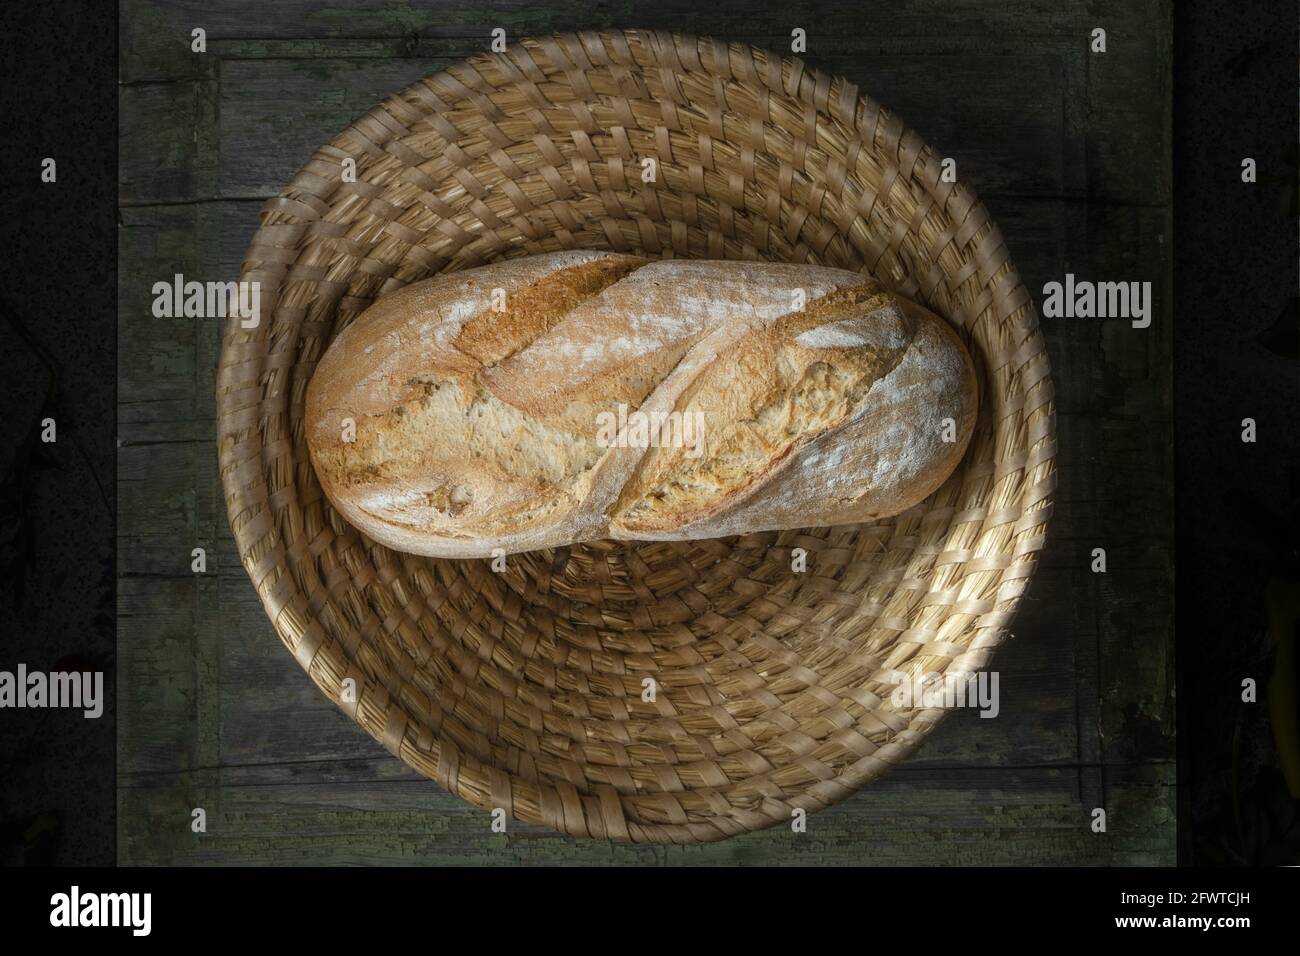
[217, 30, 1056, 844]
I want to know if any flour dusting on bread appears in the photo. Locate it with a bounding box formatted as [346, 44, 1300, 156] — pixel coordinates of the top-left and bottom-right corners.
[303, 253, 978, 558]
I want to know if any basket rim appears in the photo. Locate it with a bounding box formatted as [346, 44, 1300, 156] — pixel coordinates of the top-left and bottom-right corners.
[216, 27, 1057, 844]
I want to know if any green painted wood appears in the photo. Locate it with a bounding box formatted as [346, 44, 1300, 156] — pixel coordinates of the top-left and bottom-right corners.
[118, 0, 1175, 864]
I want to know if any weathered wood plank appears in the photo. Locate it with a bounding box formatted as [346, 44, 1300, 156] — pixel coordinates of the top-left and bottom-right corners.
[119, 81, 220, 205]
[212, 52, 1074, 201]
[119, 0, 1170, 203]
[117, 0, 1164, 217]
[117, 764, 1174, 865]
[160, 563, 1083, 775]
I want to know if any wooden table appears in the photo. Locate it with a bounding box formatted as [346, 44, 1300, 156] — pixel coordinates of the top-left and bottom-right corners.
[118, 0, 1174, 864]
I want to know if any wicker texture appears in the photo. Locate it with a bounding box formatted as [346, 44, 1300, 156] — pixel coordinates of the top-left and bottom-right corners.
[217, 30, 1056, 843]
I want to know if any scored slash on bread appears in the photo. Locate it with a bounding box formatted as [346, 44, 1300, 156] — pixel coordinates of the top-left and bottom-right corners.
[304, 251, 979, 558]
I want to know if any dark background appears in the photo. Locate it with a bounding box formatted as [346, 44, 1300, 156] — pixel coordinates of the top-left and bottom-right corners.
[1175, 3, 1300, 863]
[0, 1, 117, 865]
[0, 0, 1293, 866]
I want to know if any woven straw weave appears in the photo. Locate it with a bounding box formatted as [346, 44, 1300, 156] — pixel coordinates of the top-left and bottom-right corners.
[217, 30, 1056, 843]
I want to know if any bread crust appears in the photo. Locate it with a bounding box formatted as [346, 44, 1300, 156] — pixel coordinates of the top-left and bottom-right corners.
[304, 252, 979, 558]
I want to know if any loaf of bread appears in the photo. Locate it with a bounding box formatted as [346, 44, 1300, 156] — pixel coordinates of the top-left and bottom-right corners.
[304, 251, 978, 558]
